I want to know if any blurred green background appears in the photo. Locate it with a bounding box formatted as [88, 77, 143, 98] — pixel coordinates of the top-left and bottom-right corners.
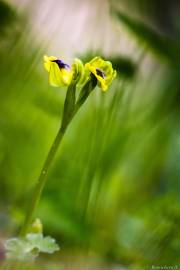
[0, 0, 180, 269]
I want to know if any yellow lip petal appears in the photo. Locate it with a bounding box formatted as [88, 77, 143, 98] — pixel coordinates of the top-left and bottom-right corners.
[49, 62, 64, 87]
[96, 76, 107, 91]
[60, 69, 73, 85]
[43, 55, 57, 72]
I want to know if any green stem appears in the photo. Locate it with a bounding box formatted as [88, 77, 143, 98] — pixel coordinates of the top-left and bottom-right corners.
[19, 78, 97, 236]
[20, 125, 66, 236]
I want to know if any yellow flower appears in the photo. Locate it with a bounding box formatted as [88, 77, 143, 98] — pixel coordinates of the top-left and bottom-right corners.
[85, 57, 117, 91]
[44, 55, 73, 87]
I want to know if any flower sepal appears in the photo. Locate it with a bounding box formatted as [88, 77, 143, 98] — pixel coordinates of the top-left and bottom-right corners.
[72, 58, 89, 86]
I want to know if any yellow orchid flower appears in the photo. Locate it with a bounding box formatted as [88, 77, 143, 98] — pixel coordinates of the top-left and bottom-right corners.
[85, 57, 117, 91]
[44, 55, 89, 88]
[44, 55, 73, 87]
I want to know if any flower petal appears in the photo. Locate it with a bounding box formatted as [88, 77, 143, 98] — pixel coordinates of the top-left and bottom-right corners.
[49, 62, 64, 87]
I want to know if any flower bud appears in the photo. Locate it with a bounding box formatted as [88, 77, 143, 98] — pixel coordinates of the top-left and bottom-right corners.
[72, 58, 89, 86]
[30, 218, 43, 234]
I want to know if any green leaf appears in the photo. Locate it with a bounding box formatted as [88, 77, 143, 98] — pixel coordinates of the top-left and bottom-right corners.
[112, 9, 180, 66]
[5, 233, 59, 261]
[26, 233, 60, 254]
[5, 238, 37, 261]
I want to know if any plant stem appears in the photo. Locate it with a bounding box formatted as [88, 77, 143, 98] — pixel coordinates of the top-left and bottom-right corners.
[19, 78, 97, 236]
[19, 125, 66, 236]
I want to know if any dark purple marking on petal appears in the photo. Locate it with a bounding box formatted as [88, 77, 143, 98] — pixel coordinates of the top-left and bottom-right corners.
[52, 59, 70, 70]
[96, 68, 106, 79]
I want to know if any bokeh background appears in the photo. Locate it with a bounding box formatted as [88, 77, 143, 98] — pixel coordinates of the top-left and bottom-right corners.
[0, 0, 180, 269]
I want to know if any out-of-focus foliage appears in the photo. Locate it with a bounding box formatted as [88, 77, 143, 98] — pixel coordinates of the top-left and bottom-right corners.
[111, 9, 180, 66]
[110, 0, 180, 40]
[0, 0, 16, 34]
[0, 0, 180, 269]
